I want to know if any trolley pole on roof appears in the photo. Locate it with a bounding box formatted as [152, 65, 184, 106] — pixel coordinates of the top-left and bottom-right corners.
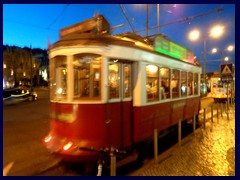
[157, 4, 160, 34]
[146, 4, 150, 37]
[119, 4, 136, 33]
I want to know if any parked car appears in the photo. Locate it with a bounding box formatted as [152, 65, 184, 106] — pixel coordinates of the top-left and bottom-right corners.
[3, 86, 38, 105]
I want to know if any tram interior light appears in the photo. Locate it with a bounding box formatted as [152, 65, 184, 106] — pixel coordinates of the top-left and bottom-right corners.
[95, 72, 100, 79]
[181, 86, 186, 93]
[109, 64, 118, 72]
[57, 88, 63, 94]
[146, 65, 158, 73]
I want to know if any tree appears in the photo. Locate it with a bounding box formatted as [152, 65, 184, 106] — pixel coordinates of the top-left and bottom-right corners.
[3, 46, 38, 87]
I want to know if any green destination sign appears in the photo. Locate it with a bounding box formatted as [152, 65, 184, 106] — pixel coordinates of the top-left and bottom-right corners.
[154, 35, 194, 64]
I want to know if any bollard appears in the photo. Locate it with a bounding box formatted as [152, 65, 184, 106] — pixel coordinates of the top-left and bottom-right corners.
[110, 154, 116, 176]
[220, 103, 223, 117]
[96, 164, 102, 176]
[154, 129, 158, 164]
[203, 108, 206, 129]
[193, 114, 196, 134]
[227, 99, 229, 120]
[217, 103, 219, 119]
[211, 105, 213, 123]
[178, 120, 181, 146]
[225, 101, 227, 113]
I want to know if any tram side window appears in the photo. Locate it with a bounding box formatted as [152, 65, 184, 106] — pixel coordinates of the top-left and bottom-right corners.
[146, 65, 159, 101]
[188, 72, 193, 96]
[109, 63, 120, 99]
[218, 80, 223, 88]
[171, 69, 180, 98]
[213, 81, 217, 88]
[194, 73, 199, 95]
[124, 64, 131, 98]
[160, 67, 170, 99]
[181, 71, 187, 97]
[73, 54, 101, 99]
[50, 56, 67, 100]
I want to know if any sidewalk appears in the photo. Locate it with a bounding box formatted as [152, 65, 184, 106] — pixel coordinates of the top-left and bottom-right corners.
[129, 104, 235, 176]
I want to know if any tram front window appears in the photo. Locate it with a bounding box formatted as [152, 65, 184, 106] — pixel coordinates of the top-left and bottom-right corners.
[73, 54, 101, 99]
[50, 55, 67, 100]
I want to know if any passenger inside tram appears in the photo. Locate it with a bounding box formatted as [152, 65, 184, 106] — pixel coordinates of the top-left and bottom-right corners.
[160, 86, 166, 99]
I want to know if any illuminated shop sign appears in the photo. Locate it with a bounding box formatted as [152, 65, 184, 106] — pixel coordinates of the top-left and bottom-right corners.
[154, 35, 195, 64]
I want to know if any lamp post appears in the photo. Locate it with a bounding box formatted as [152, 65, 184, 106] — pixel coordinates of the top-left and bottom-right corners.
[189, 25, 224, 96]
[203, 38, 207, 86]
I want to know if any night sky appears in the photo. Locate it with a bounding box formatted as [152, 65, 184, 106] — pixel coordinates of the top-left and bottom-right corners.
[3, 4, 235, 73]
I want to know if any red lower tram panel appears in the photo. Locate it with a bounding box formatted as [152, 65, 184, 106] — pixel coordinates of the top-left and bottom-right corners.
[44, 97, 200, 162]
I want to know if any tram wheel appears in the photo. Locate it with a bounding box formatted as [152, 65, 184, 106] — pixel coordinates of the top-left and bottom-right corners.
[28, 95, 34, 101]
[83, 162, 98, 176]
[135, 142, 149, 165]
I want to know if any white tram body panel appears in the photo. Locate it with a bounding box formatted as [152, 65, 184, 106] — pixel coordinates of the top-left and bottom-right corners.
[48, 43, 201, 106]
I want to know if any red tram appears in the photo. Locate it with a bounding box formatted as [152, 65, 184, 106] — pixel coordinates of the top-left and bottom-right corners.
[44, 15, 201, 164]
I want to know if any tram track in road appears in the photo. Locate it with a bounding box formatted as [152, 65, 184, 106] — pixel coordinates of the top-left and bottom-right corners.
[36, 160, 65, 176]
[24, 125, 195, 176]
[35, 160, 89, 176]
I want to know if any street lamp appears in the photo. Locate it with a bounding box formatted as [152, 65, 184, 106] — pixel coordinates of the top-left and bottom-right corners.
[211, 45, 234, 63]
[188, 25, 224, 89]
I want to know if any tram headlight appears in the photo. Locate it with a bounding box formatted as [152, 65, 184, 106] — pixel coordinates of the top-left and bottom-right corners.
[63, 142, 73, 151]
[44, 135, 52, 143]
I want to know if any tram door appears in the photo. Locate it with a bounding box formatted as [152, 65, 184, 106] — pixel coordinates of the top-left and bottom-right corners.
[107, 60, 132, 147]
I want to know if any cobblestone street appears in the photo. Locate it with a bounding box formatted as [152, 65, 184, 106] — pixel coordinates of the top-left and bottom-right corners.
[129, 104, 235, 176]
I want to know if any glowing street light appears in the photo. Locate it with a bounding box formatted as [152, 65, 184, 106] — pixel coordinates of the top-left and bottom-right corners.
[211, 48, 217, 53]
[209, 25, 224, 38]
[188, 30, 200, 41]
[211, 45, 235, 62]
[224, 57, 229, 61]
[227, 45, 234, 51]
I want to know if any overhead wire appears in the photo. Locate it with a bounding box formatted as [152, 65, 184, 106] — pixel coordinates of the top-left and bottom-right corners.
[3, 4, 70, 32]
[4, 18, 57, 31]
[47, 4, 69, 30]
[119, 4, 136, 33]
